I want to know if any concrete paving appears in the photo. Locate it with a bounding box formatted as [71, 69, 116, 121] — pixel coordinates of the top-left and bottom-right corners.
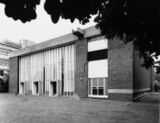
[136, 92, 160, 104]
[0, 93, 159, 123]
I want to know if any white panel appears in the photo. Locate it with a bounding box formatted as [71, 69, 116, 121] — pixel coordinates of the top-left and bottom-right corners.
[55, 49, 57, 80]
[88, 39, 108, 52]
[67, 46, 70, 92]
[66, 46, 69, 92]
[63, 47, 67, 92]
[46, 50, 50, 91]
[19, 44, 75, 95]
[63, 44, 75, 93]
[50, 50, 53, 81]
[19, 51, 44, 94]
[71, 45, 75, 92]
[72, 45, 76, 92]
[19, 58, 21, 82]
[88, 59, 108, 78]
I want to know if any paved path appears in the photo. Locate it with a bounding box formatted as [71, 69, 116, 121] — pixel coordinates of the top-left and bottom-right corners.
[0, 93, 159, 123]
[137, 92, 160, 104]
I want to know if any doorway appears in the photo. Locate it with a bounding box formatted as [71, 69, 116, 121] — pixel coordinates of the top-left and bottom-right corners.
[20, 82, 25, 94]
[33, 82, 39, 95]
[50, 81, 57, 96]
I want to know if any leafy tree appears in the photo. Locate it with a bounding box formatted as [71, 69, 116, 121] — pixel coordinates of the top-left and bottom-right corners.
[156, 66, 160, 74]
[0, 0, 159, 67]
[95, 0, 159, 68]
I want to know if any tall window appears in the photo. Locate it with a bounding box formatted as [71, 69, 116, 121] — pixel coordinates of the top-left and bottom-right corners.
[88, 38, 108, 98]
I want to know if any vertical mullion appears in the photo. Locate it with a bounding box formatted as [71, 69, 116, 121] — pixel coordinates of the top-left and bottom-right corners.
[104, 77, 105, 96]
[68, 45, 71, 95]
[91, 78, 93, 95]
[66, 46, 69, 95]
[97, 78, 99, 96]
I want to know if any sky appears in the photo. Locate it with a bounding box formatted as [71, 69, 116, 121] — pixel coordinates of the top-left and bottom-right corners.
[0, 1, 95, 44]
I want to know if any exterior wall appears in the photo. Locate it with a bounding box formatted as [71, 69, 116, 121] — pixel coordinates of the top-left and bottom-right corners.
[9, 57, 19, 93]
[75, 39, 88, 98]
[9, 26, 150, 101]
[133, 50, 152, 99]
[108, 38, 134, 101]
[18, 44, 75, 96]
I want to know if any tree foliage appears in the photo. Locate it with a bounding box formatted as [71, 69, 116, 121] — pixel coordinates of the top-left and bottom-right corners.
[3, 0, 40, 22]
[95, 0, 159, 68]
[156, 66, 160, 74]
[0, 0, 159, 67]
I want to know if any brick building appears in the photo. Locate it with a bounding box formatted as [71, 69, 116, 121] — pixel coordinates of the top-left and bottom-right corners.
[8, 26, 153, 101]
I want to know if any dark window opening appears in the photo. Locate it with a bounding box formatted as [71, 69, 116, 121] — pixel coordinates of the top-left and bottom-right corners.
[88, 49, 108, 61]
[92, 87, 97, 95]
[98, 87, 104, 95]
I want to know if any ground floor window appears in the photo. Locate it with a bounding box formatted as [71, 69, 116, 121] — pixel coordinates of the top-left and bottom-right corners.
[88, 78, 108, 98]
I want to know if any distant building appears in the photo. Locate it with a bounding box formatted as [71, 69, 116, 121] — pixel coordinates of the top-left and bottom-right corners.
[9, 26, 154, 101]
[0, 39, 21, 92]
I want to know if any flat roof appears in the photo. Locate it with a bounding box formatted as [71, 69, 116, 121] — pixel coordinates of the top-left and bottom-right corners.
[9, 26, 101, 58]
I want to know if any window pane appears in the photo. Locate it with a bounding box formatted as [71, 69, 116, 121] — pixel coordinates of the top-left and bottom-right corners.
[88, 39, 108, 52]
[88, 79, 91, 95]
[98, 87, 104, 95]
[92, 78, 97, 87]
[98, 78, 104, 87]
[88, 60, 108, 78]
[92, 87, 97, 95]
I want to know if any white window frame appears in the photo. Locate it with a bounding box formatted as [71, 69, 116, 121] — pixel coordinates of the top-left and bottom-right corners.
[88, 78, 108, 98]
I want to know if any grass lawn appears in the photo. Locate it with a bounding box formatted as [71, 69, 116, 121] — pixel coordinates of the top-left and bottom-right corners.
[0, 93, 159, 123]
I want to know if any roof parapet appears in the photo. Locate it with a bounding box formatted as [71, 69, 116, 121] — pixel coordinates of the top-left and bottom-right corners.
[72, 27, 85, 38]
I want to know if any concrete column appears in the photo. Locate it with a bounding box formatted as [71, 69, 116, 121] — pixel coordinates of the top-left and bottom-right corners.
[75, 39, 88, 98]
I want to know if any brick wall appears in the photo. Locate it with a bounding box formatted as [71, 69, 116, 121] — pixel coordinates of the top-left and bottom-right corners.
[133, 50, 152, 98]
[75, 37, 135, 101]
[108, 38, 134, 101]
[9, 57, 19, 93]
[75, 39, 88, 98]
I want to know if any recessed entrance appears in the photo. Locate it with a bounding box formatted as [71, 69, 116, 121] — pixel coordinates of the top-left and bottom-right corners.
[50, 81, 57, 96]
[20, 82, 25, 94]
[33, 81, 39, 95]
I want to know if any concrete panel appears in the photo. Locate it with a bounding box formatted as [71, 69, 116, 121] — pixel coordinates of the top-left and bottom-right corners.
[9, 57, 19, 93]
[108, 93, 133, 101]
